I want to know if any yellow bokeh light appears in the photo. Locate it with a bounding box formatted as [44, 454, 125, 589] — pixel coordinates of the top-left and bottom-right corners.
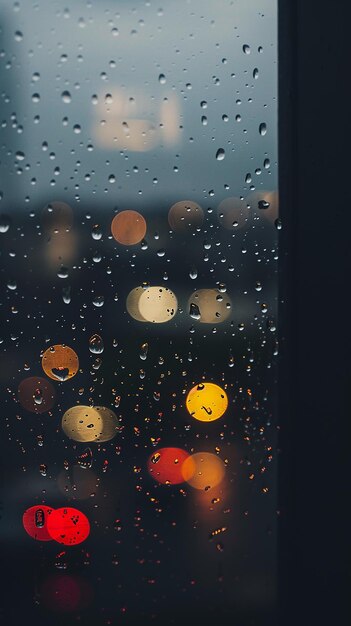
[182, 452, 226, 490]
[186, 382, 228, 422]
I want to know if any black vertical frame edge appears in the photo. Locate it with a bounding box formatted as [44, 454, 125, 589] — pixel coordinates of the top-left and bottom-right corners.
[278, 1, 349, 624]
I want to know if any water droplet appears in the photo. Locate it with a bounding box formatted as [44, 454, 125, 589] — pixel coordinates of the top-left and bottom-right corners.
[258, 200, 270, 210]
[89, 334, 104, 354]
[93, 296, 104, 307]
[140, 343, 148, 360]
[243, 44, 251, 54]
[158, 73, 166, 84]
[253, 67, 259, 79]
[77, 447, 93, 469]
[259, 122, 267, 136]
[57, 266, 69, 279]
[189, 303, 201, 320]
[55, 551, 68, 570]
[39, 464, 47, 476]
[51, 367, 70, 381]
[274, 218, 282, 230]
[62, 286, 71, 304]
[91, 224, 102, 240]
[266, 318, 276, 332]
[0, 215, 11, 233]
[216, 148, 225, 161]
[61, 90, 71, 103]
[33, 388, 43, 405]
[189, 267, 198, 279]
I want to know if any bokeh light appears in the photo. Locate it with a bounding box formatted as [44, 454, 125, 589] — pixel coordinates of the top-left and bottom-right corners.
[41, 201, 73, 234]
[61, 405, 119, 443]
[41, 345, 79, 381]
[47, 507, 90, 545]
[111, 210, 147, 245]
[57, 466, 97, 501]
[168, 200, 204, 231]
[94, 117, 159, 152]
[17, 376, 56, 414]
[40, 574, 93, 612]
[126, 286, 147, 322]
[182, 452, 226, 490]
[147, 447, 190, 484]
[217, 196, 251, 230]
[186, 382, 228, 422]
[188, 288, 231, 323]
[138, 286, 177, 323]
[23, 505, 55, 541]
[247, 189, 279, 223]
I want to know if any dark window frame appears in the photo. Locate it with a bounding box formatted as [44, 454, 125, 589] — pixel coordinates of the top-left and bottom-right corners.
[278, 1, 348, 623]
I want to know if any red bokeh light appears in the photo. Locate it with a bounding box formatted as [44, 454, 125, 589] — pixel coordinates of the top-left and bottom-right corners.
[40, 574, 93, 612]
[22, 505, 55, 541]
[147, 447, 190, 484]
[47, 507, 90, 545]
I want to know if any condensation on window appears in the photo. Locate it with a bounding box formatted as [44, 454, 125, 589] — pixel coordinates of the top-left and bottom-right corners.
[0, 1, 278, 624]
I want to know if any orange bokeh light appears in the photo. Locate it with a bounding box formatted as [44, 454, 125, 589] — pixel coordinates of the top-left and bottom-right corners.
[182, 452, 226, 490]
[41, 345, 79, 381]
[111, 210, 146, 245]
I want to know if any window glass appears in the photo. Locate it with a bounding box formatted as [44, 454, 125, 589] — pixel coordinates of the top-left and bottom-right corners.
[0, 1, 278, 624]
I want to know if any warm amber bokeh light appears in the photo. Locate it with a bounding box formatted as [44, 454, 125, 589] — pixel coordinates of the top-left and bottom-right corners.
[186, 382, 228, 422]
[126, 287, 147, 322]
[217, 196, 251, 230]
[138, 286, 178, 323]
[41, 345, 79, 381]
[168, 200, 204, 231]
[111, 210, 147, 245]
[57, 466, 98, 500]
[62, 405, 119, 443]
[41, 200, 73, 233]
[247, 189, 279, 223]
[147, 447, 190, 484]
[18, 376, 56, 414]
[182, 452, 226, 490]
[188, 288, 231, 323]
